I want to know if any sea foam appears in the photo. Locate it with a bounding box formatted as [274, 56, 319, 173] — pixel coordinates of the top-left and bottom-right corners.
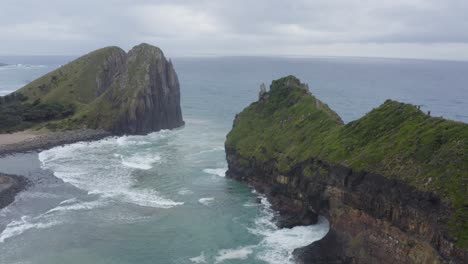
[202, 168, 227, 177]
[214, 246, 254, 263]
[198, 197, 215, 206]
[38, 133, 183, 209]
[0, 216, 61, 243]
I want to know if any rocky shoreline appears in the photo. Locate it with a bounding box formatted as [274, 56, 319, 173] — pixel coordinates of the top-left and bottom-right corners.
[225, 151, 466, 263]
[0, 174, 29, 210]
[224, 76, 467, 263]
[0, 129, 112, 209]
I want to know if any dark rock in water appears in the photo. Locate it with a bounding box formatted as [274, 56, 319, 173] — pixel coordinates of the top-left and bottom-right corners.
[0, 174, 29, 209]
[293, 229, 351, 264]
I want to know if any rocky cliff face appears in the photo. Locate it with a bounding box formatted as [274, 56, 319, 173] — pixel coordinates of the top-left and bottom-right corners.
[108, 44, 183, 134]
[15, 43, 184, 135]
[225, 76, 467, 263]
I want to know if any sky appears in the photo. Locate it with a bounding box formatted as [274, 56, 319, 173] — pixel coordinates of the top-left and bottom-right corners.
[1, 0, 468, 60]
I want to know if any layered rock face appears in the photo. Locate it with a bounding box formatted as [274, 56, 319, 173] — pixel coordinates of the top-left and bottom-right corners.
[225, 76, 467, 263]
[108, 44, 183, 134]
[16, 43, 184, 135]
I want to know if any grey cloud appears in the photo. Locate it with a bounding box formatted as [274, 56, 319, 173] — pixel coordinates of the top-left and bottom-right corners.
[0, 0, 467, 59]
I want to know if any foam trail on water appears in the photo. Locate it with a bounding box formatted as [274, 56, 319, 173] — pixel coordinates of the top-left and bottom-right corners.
[190, 252, 207, 263]
[214, 246, 254, 263]
[0, 216, 61, 243]
[45, 199, 106, 214]
[198, 197, 215, 206]
[203, 168, 227, 177]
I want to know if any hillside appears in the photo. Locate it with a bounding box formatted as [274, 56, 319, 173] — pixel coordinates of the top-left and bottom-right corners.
[0, 43, 184, 134]
[226, 76, 467, 263]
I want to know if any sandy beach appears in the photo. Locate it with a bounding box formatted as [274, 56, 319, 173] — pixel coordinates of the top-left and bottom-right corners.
[0, 130, 40, 146]
[0, 129, 112, 157]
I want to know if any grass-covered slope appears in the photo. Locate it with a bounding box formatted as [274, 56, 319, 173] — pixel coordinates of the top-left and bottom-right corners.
[18, 46, 125, 107]
[0, 43, 183, 134]
[226, 75, 467, 245]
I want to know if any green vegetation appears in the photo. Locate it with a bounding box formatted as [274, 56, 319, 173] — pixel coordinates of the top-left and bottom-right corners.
[226, 75, 468, 246]
[0, 92, 75, 133]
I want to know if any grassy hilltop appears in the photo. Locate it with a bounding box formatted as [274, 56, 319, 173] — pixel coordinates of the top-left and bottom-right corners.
[226, 76, 467, 246]
[0, 43, 183, 134]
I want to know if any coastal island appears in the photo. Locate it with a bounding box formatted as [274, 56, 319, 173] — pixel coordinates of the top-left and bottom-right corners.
[225, 76, 467, 263]
[0, 63, 8, 67]
[0, 43, 184, 208]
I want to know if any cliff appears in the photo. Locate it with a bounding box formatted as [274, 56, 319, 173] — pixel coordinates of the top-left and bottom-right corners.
[225, 76, 467, 263]
[1, 43, 183, 135]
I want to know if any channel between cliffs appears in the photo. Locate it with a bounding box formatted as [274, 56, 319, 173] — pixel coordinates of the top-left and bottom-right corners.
[225, 76, 467, 263]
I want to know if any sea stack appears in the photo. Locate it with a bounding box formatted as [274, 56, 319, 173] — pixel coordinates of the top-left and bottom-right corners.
[6, 43, 184, 135]
[225, 76, 467, 263]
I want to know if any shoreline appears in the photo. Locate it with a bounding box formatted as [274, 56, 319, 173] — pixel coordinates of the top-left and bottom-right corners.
[0, 129, 112, 157]
[0, 129, 112, 210]
[0, 173, 30, 210]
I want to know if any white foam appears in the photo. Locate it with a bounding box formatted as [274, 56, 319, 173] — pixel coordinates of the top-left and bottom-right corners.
[38, 134, 183, 209]
[178, 188, 193, 195]
[0, 216, 61, 243]
[248, 193, 329, 264]
[120, 153, 161, 170]
[190, 251, 207, 263]
[198, 197, 215, 206]
[214, 246, 254, 263]
[256, 220, 329, 264]
[203, 168, 227, 177]
[45, 199, 106, 214]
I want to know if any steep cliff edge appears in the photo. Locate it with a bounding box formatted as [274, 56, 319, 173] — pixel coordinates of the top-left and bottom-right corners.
[1, 43, 183, 135]
[225, 76, 467, 263]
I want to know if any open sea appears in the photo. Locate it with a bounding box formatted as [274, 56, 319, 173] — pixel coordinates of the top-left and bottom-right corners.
[0, 55, 467, 264]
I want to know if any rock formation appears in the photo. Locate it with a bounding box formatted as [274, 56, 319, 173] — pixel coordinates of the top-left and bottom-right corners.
[7, 43, 183, 135]
[225, 75, 467, 263]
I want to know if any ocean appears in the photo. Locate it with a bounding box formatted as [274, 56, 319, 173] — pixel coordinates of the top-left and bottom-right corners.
[0, 56, 467, 264]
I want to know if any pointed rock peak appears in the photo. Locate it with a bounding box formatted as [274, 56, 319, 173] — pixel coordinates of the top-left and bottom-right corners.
[129, 43, 164, 57]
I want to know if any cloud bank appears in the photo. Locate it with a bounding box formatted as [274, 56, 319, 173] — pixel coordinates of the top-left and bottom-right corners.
[1, 0, 467, 60]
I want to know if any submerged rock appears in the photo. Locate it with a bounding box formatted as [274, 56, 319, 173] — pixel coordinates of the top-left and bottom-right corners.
[0, 174, 29, 209]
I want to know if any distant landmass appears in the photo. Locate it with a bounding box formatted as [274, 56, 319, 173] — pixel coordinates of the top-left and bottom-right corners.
[0, 63, 8, 67]
[225, 76, 467, 263]
[0, 43, 184, 135]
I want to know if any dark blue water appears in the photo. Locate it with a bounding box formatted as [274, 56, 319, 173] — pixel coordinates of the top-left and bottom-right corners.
[0, 56, 467, 264]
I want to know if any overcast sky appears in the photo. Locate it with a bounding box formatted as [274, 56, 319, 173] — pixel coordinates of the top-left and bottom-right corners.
[1, 0, 468, 60]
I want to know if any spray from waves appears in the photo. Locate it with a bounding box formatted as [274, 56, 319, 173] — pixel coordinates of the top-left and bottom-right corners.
[203, 168, 227, 177]
[249, 194, 329, 264]
[38, 134, 183, 209]
[214, 246, 254, 263]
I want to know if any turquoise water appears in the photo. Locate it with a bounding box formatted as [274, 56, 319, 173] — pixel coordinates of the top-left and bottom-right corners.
[0, 56, 467, 264]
